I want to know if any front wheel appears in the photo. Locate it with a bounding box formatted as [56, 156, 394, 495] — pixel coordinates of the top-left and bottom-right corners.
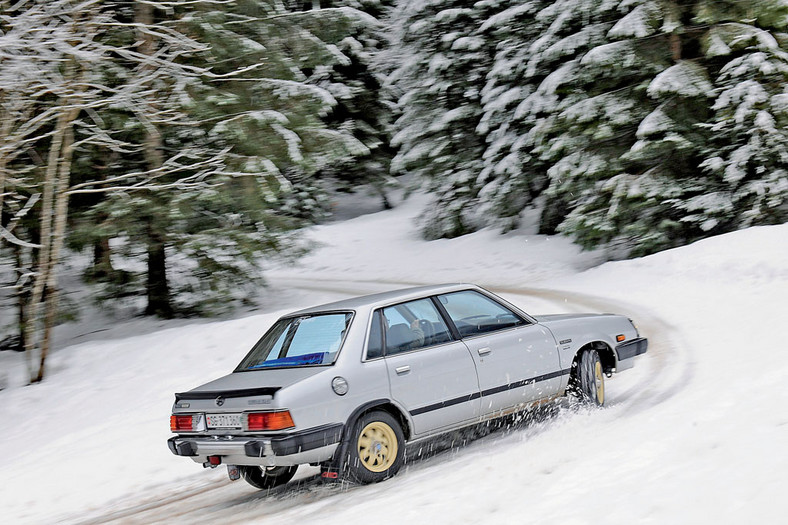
[239, 465, 298, 490]
[570, 348, 605, 406]
[345, 410, 405, 484]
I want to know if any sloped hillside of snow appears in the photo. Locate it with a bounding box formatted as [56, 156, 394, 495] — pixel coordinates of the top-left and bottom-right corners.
[0, 194, 786, 524]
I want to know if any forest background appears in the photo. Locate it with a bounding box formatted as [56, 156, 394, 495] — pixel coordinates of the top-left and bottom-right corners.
[1, 0, 786, 382]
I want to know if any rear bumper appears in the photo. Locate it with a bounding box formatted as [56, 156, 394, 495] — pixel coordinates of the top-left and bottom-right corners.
[168, 423, 343, 467]
[616, 337, 649, 361]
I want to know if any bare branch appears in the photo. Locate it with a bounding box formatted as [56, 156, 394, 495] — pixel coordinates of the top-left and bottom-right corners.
[4, 193, 41, 235]
[65, 147, 232, 194]
[0, 224, 42, 249]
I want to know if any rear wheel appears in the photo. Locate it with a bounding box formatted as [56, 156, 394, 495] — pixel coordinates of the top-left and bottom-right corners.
[239, 465, 298, 490]
[570, 348, 605, 406]
[345, 410, 405, 484]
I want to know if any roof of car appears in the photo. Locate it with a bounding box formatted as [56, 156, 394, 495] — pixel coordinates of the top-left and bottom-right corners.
[288, 283, 480, 315]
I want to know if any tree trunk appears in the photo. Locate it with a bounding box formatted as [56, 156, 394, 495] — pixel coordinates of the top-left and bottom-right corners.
[92, 237, 113, 279]
[145, 225, 172, 317]
[35, 109, 78, 382]
[0, 116, 11, 216]
[24, 107, 69, 382]
[136, 1, 172, 317]
[670, 32, 682, 62]
[14, 243, 27, 353]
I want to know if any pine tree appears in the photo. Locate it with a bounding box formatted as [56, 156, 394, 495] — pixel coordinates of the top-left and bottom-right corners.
[522, 0, 665, 250]
[395, 0, 786, 256]
[698, 1, 788, 229]
[0, 0, 236, 377]
[550, 0, 788, 256]
[71, 1, 388, 315]
[301, 1, 399, 208]
[388, 0, 499, 238]
[476, 0, 549, 231]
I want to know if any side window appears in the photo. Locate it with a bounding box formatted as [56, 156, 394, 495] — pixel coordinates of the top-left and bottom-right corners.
[367, 310, 384, 359]
[438, 290, 525, 337]
[382, 298, 453, 355]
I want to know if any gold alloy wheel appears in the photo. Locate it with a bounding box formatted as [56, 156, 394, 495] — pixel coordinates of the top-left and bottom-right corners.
[595, 360, 605, 404]
[357, 421, 399, 473]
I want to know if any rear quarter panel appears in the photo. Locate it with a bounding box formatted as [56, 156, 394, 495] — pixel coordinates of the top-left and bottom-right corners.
[274, 358, 391, 431]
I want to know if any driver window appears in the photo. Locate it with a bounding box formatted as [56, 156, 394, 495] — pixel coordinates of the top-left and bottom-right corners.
[438, 290, 525, 337]
[382, 298, 452, 355]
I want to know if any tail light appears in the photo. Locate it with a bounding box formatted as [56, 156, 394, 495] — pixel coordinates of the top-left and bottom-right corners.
[170, 414, 205, 432]
[244, 410, 295, 431]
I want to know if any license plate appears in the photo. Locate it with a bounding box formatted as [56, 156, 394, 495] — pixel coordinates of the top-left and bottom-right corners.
[206, 413, 242, 429]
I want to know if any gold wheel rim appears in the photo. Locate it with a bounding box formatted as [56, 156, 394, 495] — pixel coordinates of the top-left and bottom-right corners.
[357, 421, 398, 473]
[595, 360, 605, 404]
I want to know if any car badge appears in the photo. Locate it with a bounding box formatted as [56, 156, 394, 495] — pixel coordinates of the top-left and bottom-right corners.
[215, 396, 225, 407]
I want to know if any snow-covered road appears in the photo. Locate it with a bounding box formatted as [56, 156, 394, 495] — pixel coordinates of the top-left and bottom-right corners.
[2, 195, 786, 524]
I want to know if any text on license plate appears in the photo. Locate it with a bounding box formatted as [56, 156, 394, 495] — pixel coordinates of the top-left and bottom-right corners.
[206, 413, 242, 429]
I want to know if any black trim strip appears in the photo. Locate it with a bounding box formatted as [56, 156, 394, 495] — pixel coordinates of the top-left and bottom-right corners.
[480, 369, 570, 397]
[244, 423, 344, 457]
[409, 368, 571, 417]
[167, 437, 197, 456]
[175, 387, 281, 402]
[270, 423, 344, 456]
[410, 392, 482, 416]
[616, 338, 649, 361]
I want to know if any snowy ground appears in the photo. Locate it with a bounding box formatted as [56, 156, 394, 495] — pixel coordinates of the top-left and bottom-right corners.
[1, 194, 787, 524]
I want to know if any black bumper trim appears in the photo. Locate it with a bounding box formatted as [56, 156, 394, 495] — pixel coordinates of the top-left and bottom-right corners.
[245, 423, 345, 457]
[616, 337, 649, 361]
[167, 437, 197, 456]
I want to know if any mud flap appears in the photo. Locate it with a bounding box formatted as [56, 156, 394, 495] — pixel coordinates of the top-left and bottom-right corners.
[320, 467, 341, 482]
[227, 465, 241, 481]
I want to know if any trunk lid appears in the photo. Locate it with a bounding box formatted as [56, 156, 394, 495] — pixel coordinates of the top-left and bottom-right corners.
[174, 367, 330, 408]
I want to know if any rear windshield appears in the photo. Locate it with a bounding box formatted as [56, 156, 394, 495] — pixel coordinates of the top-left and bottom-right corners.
[235, 312, 353, 371]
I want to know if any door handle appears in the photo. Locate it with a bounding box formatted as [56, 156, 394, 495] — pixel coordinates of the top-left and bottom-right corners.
[477, 347, 491, 356]
[395, 365, 411, 375]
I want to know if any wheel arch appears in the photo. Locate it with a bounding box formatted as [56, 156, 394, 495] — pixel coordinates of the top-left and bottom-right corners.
[348, 399, 412, 440]
[572, 341, 616, 375]
[326, 399, 411, 473]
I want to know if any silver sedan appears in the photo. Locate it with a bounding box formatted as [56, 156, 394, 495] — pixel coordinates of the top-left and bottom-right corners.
[168, 284, 647, 487]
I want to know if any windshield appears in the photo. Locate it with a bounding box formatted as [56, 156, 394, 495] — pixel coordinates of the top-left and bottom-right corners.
[235, 312, 353, 371]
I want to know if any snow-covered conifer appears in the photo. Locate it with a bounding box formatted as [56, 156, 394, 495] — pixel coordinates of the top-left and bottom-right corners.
[475, 0, 549, 231]
[557, 0, 788, 255]
[389, 0, 500, 238]
[699, 6, 788, 229]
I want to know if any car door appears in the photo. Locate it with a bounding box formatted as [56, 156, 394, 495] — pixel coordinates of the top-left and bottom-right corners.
[375, 298, 481, 436]
[436, 290, 563, 414]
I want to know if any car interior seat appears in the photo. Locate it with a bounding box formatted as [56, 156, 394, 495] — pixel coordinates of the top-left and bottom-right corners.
[386, 323, 413, 353]
[417, 319, 435, 345]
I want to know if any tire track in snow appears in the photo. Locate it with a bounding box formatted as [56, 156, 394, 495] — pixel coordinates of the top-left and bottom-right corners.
[71, 278, 688, 524]
[491, 285, 690, 416]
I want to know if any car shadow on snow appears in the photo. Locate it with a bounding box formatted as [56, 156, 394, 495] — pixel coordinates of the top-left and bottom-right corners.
[227, 400, 582, 505]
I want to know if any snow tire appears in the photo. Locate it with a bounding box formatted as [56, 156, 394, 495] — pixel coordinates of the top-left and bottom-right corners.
[239, 465, 298, 490]
[571, 348, 605, 407]
[345, 410, 405, 484]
